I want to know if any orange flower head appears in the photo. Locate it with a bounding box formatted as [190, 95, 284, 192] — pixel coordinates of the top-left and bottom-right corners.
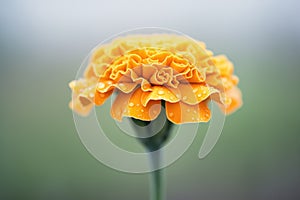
[69, 34, 242, 124]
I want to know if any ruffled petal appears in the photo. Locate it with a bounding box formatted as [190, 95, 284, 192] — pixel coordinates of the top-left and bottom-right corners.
[94, 90, 113, 106]
[111, 88, 161, 121]
[69, 78, 98, 115]
[222, 86, 243, 114]
[212, 55, 234, 77]
[165, 100, 211, 124]
[115, 82, 138, 93]
[69, 99, 93, 116]
[177, 84, 217, 105]
[140, 86, 180, 106]
[96, 79, 115, 93]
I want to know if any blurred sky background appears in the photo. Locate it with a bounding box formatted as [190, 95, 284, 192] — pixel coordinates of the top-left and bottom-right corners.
[0, 0, 300, 200]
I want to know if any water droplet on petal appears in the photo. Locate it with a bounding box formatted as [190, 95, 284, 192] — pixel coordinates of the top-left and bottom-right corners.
[197, 93, 202, 98]
[183, 96, 188, 101]
[100, 93, 105, 98]
[89, 93, 94, 98]
[136, 103, 140, 106]
[129, 102, 135, 107]
[176, 94, 181, 98]
[193, 110, 197, 114]
[141, 109, 144, 112]
[203, 90, 207, 94]
[98, 82, 105, 89]
[158, 90, 165, 95]
[118, 83, 126, 89]
[169, 112, 174, 117]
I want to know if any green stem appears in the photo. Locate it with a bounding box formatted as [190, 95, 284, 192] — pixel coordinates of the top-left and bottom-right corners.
[149, 149, 165, 200]
[130, 103, 174, 200]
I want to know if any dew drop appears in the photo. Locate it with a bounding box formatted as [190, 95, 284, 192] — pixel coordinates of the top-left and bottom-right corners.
[118, 83, 126, 89]
[197, 93, 202, 98]
[193, 110, 197, 114]
[169, 112, 174, 117]
[129, 102, 135, 107]
[182, 96, 188, 101]
[100, 93, 105, 98]
[141, 109, 144, 112]
[203, 90, 207, 94]
[176, 94, 181, 98]
[158, 90, 165, 95]
[98, 82, 105, 89]
[191, 117, 195, 121]
[136, 103, 140, 107]
[89, 93, 94, 98]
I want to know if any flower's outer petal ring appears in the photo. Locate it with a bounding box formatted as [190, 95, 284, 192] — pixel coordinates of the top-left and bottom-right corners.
[177, 84, 218, 105]
[165, 100, 211, 124]
[211, 55, 234, 77]
[69, 100, 93, 117]
[111, 88, 161, 121]
[69, 78, 98, 116]
[140, 86, 180, 107]
[222, 86, 243, 114]
[97, 80, 138, 94]
[94, 90, 113, 106]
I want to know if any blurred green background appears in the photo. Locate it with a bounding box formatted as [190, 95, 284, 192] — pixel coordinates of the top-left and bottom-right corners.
[1, 0, 300, 199]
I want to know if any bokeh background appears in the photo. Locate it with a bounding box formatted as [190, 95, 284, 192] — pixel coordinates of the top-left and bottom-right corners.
[1, 0, 300, 199]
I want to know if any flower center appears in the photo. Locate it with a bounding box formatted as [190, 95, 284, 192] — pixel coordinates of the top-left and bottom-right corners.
[156, 69, 170, 84]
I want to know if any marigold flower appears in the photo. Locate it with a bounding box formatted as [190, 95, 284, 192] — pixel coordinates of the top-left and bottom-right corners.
[69, 34, 242, 124]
